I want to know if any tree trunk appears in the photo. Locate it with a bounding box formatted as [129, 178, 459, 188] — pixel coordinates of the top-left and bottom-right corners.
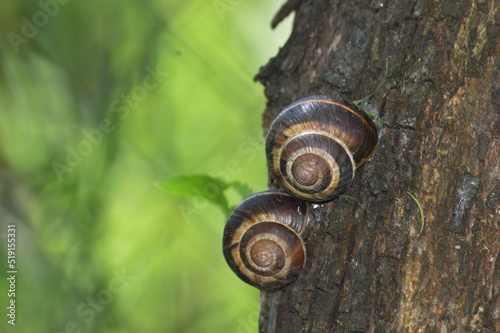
[255, 0, 500, 332]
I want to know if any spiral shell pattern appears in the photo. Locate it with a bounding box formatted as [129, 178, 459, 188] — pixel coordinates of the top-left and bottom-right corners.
[266, 96, 378, 202]
[222, 191, 308, 290]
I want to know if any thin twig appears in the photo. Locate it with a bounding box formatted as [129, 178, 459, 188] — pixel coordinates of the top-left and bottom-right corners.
[406, 191, 425, 236]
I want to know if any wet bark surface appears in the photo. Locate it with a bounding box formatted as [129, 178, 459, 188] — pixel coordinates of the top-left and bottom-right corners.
[255, 0, 500, 332]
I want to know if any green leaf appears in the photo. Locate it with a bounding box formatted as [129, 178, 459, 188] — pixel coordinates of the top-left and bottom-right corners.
[156, 175, 226, 196]
[156, 175, 230, 215]
[353, 58, 388, 105]
[227, 181, 254, 199]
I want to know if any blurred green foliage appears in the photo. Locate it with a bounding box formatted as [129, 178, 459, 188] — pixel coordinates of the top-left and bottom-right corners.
[0, 1, 291, 332]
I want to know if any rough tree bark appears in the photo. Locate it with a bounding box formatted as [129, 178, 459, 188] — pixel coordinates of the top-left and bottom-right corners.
[255, 0, 499, 332]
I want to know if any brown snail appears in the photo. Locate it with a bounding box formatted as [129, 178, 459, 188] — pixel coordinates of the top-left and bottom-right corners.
[222, 191, 308, 291]
[266, 95, 378, 202]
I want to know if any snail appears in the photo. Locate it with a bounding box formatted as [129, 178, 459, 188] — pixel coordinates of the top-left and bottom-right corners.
[266, 95, 378, 202]
[222, 191, 308, 291]
[222, 96, 378, 289]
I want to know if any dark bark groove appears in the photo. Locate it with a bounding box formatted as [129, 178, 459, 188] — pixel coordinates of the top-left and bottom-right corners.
[256, 0, 500, 332]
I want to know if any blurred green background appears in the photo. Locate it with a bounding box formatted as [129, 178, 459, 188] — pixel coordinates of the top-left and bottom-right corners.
[0, 1, 291, 332]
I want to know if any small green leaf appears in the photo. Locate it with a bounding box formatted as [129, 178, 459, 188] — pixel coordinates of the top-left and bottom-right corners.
[156, 174, 227, 196]
[353, 58, 389, 105]
[156, 175, 230, 215]
[365, 111, 378, 119]
[227, 181, 254, 199]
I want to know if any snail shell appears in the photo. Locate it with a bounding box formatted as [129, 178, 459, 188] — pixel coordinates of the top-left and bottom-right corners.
[222, 191, 308, 291]
[266, 95, 378, 202]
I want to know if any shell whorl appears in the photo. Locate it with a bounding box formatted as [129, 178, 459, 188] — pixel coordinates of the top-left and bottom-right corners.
[266, 96, 378, 202]
[222, 191, 308, 291]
